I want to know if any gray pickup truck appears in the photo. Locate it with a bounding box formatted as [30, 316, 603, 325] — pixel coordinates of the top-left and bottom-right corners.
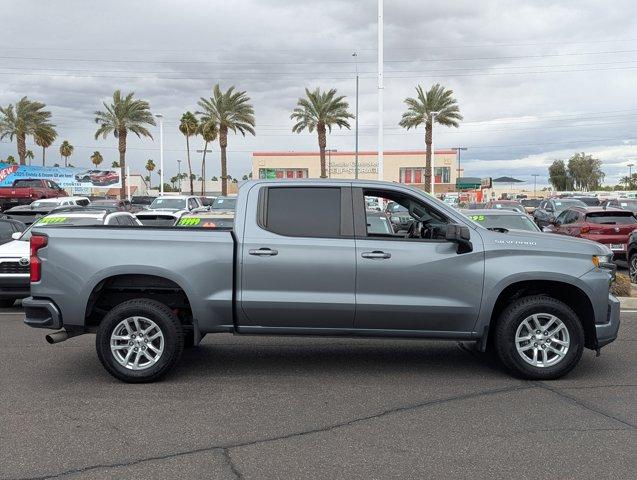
[23, 180, 620, 383]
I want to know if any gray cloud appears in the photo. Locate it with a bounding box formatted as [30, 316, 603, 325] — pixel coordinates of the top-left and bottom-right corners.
[0, 0, 636, 186]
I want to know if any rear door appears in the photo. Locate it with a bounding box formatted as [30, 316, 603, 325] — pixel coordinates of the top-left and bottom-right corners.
[239, 185, 356, 329]
[353, 186, 484, 333]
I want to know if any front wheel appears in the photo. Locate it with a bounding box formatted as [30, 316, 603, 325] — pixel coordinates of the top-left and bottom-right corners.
[96, 299, 184, 383]
[629, 253, 637, 284]
[494, 295, 584, 380]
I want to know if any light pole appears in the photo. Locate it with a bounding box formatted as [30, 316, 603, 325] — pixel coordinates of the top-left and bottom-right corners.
[452, 147, 467, 183]
[377, 0, 384, 180]
[429, 111, 440, 196]
[155, 114, 164, 195]
[353, 52, 359, 179]
[531, 174, 539, 198]
[326, 149, 337, 178]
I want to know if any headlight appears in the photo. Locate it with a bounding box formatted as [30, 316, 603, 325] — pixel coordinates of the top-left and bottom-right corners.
[592, 254, 612, 268]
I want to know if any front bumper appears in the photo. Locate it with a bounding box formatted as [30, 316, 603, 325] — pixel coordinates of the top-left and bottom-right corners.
[0, 275, 30, 299]
[22, 297, 62, 330]
[596, 294, 621, 349]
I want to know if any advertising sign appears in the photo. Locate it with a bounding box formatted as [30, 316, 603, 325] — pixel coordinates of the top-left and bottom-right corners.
[0, 163, 121, 189]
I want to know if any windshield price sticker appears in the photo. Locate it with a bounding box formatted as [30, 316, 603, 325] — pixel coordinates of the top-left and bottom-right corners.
[177, 218, 202, 226]
[470, 215, 485, 221]
[36, 216, 68, 225]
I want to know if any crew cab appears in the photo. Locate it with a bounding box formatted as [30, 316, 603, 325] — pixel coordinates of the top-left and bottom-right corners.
[23, 180, 620, 383]
[0, 179, 67, 210]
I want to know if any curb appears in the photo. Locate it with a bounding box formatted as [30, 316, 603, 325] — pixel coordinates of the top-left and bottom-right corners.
[618, 297, 637, 310]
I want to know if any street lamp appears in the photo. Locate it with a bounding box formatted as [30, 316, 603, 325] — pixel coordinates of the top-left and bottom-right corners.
[326, 149, 337, 178]
[452, 147, 468, 182]
[155, 114, 164, 195]
[353, 52, 359, 179]
[628, 163, 634, 178]
[531, 174, 539, 199]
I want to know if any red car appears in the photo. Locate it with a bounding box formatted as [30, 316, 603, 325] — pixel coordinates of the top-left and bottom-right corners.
[90, 171, 119, 186]
[545, 206, 637, 258]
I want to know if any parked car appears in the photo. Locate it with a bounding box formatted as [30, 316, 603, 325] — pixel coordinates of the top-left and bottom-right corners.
[74, 169, 103, 182]
[385, 201, 412, 232]
[89, 199, 134, 212]
[520, 199, 541, 214]
[88, 171, 120, 186]
[0, 209, 140, 308]
[135, 210, 185, 226]
[0, 178, 67, 210]
[3, 196, 91, 225]
[462, 209, 541, 233]
[131, 196, 156, 210]
[200, 196, 217, 208]
[601, 198, 637, 214]
[176, 210, 235, 229]
[570, 196, 600, 207]
[626, 232, 637, 283]
[210, 196, 237, 211]
[533, 198, 587, 228]
[543, 206, 637, 259]
[0, 218, 26, 245]
[24, 180, 618, 383]
[485, 200, 526, 214]
[148, 195, 202, 212]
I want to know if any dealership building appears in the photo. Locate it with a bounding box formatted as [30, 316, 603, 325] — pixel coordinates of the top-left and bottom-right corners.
[252, 150, 460, 194]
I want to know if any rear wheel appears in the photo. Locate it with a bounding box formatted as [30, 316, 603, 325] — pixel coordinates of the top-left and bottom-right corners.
[0, 298, 15, 308]
[495, 295, 584, 380]
[96, 299, 184, 383]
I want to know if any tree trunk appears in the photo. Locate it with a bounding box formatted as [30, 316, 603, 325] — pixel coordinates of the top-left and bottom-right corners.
[64, 155, 68, 167]
[17, 133, 26, 165]
[119, 129, 127, 199]
[42, 146, 46, 166]
[220, 126, 228, 196]
[185, 135, 194, 195]
[424, 121, 433, 194]
[318, 123, 327, 178]
[201, 141, 208, 196]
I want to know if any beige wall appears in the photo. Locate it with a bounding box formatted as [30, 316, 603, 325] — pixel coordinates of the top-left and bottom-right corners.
[252, 150, 459, 194]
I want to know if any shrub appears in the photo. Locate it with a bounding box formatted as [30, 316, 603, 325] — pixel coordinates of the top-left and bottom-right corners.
[611, 272, 631, 297]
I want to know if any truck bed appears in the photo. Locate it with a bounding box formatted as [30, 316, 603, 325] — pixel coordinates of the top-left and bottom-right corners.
[29, 226, 236, 332]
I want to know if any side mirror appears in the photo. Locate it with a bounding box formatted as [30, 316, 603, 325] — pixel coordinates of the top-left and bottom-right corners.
[11, 232, 21, 240]
[446, 223, 472, 254]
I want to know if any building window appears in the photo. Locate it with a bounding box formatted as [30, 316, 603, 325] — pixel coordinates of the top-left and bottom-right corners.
[434, 167, 451, 184]
[400, 167, 451, 184]
[259, 168, 308, 180]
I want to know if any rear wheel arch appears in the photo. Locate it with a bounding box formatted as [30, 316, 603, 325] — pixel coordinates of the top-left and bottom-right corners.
[84, 274, 196, 342]
[486, 279, 596, 350]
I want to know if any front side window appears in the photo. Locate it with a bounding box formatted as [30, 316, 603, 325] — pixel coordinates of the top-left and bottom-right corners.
[264, 187, 341, 237]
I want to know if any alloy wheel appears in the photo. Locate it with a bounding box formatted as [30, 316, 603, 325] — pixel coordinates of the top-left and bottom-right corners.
[515, 313, 570, 368]
[110, 316, 164, 370]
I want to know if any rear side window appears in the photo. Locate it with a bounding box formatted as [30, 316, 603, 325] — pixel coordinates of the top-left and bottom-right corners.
[264, 187, 341, 237]
[77, 199, 90, 206]
[585, 212, 637, 224]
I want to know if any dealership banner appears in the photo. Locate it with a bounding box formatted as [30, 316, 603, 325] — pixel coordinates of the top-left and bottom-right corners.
[0, 163, 121, 189]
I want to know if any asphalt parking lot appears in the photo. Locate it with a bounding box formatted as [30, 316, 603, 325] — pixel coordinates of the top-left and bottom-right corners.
[1, 309, 635, 480]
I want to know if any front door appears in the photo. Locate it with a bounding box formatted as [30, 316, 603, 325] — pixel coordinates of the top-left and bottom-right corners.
[239, 185, 356, 329]
[353, 187, 484, 333]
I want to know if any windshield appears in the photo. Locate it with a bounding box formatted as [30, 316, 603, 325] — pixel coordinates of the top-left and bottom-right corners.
[617, 200, 637, 211]
[491, 203, 525, 214]
[149, 198, 187, 210]
[30, 200, 61, 208]
[19, 216, 102, 241]
[521, 199, 540, 207]
[585, 212, 637, 224]
[468, 213, 539, 232]
[12, 179, 43, 188]
[211, 197, 237, 210]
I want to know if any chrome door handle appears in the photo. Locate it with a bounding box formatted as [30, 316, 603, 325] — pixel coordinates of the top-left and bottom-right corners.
[249, 248, 278, 256]
[361, 251, 391, 259]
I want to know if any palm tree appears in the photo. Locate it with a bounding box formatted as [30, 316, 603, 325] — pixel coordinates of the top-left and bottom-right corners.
[6, 155, 16, 165]
[145, 159, 156, 187]
[94, 90, 155, 198]
[179, 112, 198, 195]
[90, 151, 103, 168]
[399, 83, 463, 193]
[198, 118, 218, 195]
[25, 150, 34, 165]
[112, 160, 120, 168]
[196, 84, 255, 196]
[59, 140, 74, 167]
[33, 123, 57, 166]
[0, 97, 53, 165]
[291, 87, 354, 178]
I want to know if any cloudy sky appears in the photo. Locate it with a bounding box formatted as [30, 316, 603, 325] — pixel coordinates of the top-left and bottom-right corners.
[1, 0, 636, 186]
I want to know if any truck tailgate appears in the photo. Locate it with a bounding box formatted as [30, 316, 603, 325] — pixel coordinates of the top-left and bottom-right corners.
[30, 226, 235, 331]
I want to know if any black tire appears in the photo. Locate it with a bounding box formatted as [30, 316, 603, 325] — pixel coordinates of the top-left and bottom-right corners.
[0, 298, 15, 308]
[494, 295, 584, 380]
[629, 252, 637, 284]
[96, 298, 184, 383]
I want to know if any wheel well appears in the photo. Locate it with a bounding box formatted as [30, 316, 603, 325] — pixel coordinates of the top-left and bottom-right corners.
[85, 274, 193, 329]
[489, 280, 596, 349]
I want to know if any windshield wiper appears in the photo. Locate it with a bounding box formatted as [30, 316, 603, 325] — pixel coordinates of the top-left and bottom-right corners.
[487, 227, 509, 232]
